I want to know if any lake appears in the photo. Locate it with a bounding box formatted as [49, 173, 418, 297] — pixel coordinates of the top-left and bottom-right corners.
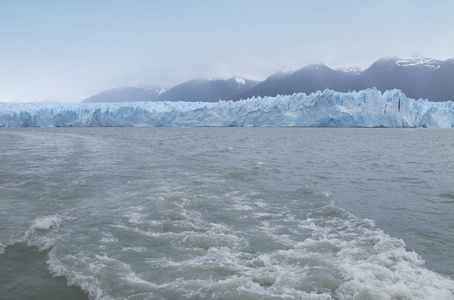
[1, 127, 453, 299]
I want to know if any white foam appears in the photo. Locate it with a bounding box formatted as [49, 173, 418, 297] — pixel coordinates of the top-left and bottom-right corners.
[121, 246, 147, 253]
[232, 204, 253, 211]
[29, 215, 62, 231]
[335, 235, 454, 299]
[322, 191, 332, 198]
[23, 215, 62, 250]
[46, 250, 109, 300]
[124, 271, 155, 287]
[126, 212, 144, 224]
[20, 191, 453, 299]
[99, 232, 118, 244]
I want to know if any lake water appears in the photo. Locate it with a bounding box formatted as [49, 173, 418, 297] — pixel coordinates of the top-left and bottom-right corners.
[1, 127, 453, 299]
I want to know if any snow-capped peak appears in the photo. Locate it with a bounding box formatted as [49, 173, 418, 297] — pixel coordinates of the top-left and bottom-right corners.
[327, 61, 366, 74]
[281, 65, 304, 75]
[141, 86, 166, 95]
[395, 57, 442, 69]
[233, 76, 246, 85]
[269, 65, 302, 79]
[334, 65, 365, 75]
[213, 76, 247, 84]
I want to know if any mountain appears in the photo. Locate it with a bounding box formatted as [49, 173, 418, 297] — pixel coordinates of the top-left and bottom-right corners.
[233, 64, 355, 100]
[351, 57, 448, 101]
[82, 86, 164, 103]
[81, 58, 454, 103]
[352, 58, 429, 97]
[235, 58, 454, 102]
[353, 57, 454, 101]
[156, 77, 260, 102]
[418, 59, 454, 102]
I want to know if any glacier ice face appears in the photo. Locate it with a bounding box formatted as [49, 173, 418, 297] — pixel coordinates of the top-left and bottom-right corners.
[0, 89, 453, 128]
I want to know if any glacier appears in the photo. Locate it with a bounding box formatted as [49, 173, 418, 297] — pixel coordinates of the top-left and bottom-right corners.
[0, 88, 453, 128]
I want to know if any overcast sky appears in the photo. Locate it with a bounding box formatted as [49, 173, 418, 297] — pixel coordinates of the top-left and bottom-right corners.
[1, 0, 453, 103]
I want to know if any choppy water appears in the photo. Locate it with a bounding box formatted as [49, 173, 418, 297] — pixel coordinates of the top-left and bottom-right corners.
[1, 128, 453, 299]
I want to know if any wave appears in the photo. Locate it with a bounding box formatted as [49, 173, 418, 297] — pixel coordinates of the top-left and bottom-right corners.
[2, 201, 452, 299]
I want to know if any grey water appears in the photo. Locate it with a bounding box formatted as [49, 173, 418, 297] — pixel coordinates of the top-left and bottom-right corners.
[0, 127, 453, 299]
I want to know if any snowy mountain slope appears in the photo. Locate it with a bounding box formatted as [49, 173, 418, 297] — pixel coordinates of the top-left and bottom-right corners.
[80, 58, 454, 103]
[233, 63, 355, 100]
[395, 57, 442, 69]
[419, 59, 454, 102]
[351, 57, 448, 101]
[235, 58, 454, 102]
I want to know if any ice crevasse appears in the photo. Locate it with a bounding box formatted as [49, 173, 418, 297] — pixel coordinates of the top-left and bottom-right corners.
[0, 88, 453, 128]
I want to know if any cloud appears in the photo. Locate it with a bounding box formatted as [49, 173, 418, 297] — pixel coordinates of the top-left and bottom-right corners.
[1, 0, 453, 102]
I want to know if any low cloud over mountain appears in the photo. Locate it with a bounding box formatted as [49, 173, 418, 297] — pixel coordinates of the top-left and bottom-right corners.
[157, 77, 260, 102]
[235, 58, 454, 102]
[82, 86, 164, 103]
[82, 58, 454, 103]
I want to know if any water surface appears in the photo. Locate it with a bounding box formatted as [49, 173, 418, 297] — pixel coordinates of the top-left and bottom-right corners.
[1, 128, 453, 299]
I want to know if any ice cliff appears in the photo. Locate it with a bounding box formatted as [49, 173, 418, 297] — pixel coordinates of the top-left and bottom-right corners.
[0, 89, 453, 128]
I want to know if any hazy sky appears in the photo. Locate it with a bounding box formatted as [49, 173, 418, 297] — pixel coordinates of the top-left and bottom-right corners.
[1, 0, 453, 103]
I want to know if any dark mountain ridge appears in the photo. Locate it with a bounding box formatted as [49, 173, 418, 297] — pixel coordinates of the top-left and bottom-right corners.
[82, 86, 164, 103]
[81, 57, 454, 103]
[235, 58, 454, 102]
[157, 77, 260, 102]
[234, 64, 355, 100]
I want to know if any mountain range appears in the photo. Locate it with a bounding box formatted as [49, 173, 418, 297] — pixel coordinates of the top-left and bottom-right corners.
[82, 86, 164, 103]
[156, 77, 260, 102]
[82, 57, 454, 103]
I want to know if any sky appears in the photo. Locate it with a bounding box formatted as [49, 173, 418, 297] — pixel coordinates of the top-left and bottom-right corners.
[1, 0, 453, 103]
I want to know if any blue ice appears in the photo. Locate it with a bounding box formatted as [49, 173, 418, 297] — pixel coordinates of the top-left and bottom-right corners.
[0, 89, 453, 128]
